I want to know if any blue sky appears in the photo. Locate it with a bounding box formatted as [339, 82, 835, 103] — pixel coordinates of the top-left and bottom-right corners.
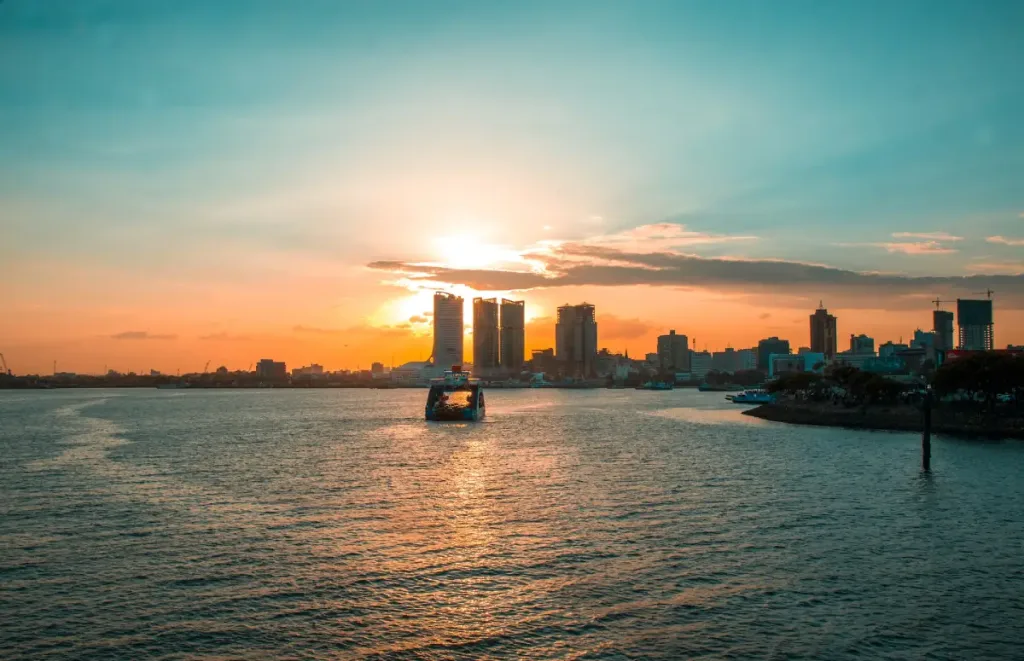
[2, 1, 1024, 370]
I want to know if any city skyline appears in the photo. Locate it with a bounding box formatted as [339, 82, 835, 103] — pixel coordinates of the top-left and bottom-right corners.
[3, 2, 1024, 374]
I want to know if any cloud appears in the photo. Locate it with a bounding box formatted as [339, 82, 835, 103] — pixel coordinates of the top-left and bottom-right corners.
[408, 315, 428, 324]
[966, 262, 1024, 275]
[369, 241, 1024, 309]
[198, 332, 253, 341]
[872, 241, 958, 255]
[758, 312, 772, 320]
[597, 315, 655, 341]
[987, 236, 1024, 246]
[111, 331, 176, 340]
[585, 223, 757, 252]
[891, 232, 963, 241]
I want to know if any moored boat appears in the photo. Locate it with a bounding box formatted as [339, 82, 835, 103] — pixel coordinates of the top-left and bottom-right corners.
[727, 389, 775, 404]
[636, 381, 674, 390]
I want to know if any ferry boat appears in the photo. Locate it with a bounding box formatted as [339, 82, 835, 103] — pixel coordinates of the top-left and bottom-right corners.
[425, 366, 485, 421]
[726, 389, 775, 404]
[636, 381, 674, 391]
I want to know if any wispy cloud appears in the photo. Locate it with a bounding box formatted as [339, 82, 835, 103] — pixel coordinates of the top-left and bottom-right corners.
[891, 231, 963, 241]
[198, 332, 253, 341]
[408, 315, 428, 324]
[987, 236, 1024, 246]
[966, 261, 1024, 275]
[873, 241, 958, 255]
[111, 331, 177, 340]
[586, 223, 757, 252]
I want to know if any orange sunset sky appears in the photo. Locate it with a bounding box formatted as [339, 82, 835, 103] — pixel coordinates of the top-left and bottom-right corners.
[3, 2, 1024, 375]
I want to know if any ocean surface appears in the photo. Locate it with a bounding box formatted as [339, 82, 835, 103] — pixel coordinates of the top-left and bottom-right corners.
[2, 388, 1023, 660]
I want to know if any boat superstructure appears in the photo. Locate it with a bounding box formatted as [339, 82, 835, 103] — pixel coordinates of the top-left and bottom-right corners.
[726, 389, 775, 404]
[425, 366, 486, 421]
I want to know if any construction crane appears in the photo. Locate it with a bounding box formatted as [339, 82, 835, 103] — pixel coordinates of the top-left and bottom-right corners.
[0, 353, 9, 376]
[972, 289, 995, 299]
[931, 298, 954, 310]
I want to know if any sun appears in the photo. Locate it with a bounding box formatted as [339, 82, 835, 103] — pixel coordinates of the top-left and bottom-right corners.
[433, 234, 519, 270]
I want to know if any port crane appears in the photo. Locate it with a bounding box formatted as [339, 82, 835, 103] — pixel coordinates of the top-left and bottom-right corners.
[0, 353, 9, 376]
[203, 360, 211, 374]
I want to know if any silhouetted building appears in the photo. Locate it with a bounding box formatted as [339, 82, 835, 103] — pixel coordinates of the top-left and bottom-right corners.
[810, 302, 838, 358]
[712, 348, 741, 374]
[530, 348, 558, 376]
[256, 359, 287, 379]
[657, 330, 690, 372]
[499, 299, 525, 370]
[370, 362, 384, 375]
[690, 350, 713, 379]
[757, 337, 790, 371]
[556, 303, 598, 377]
[849, 334, 875, 354]
[878, 341, 909, 359]
[473, 298, 500, 371]
[957, 298, 994, 351]
[293, 364, 325, 377]
[932, 310, 954, 352]
[433, 292, 464, 367]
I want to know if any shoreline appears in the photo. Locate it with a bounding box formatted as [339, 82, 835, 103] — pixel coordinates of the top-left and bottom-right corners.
[743, 401, 1024, 440]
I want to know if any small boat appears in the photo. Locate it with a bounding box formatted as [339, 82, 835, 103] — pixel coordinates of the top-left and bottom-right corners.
[636, 381, 674, 390]
[425, 366, 485, 421]
[727, 389, 775, 404]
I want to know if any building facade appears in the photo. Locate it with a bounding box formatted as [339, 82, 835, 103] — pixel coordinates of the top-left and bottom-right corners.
[849, 334, 875, 354]
[757, 337, 790, 372]
[957, 298, 994, 351]
[690, 350, 713, 379]
[499, 299, 525, 370]
[810, 303, 838, 358]
[555, 303, 598, 377]
[472, 298, 500, 371]
[657, 330, 690, 372]
[432, 292, 464, 367]
[256, 359, 287, 379]
[932, 310, 954, 352]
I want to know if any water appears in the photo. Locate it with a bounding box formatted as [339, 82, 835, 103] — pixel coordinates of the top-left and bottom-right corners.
[2, 389, 1023, 660]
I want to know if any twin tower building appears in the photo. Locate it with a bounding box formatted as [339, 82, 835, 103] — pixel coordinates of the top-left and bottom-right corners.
[431, 292, 525, 372]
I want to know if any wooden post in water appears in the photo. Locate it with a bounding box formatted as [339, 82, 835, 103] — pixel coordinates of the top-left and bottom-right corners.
[922, 387, 932, 472]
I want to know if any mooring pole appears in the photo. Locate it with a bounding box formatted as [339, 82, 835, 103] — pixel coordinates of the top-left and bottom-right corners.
[922, 386, 932, 472]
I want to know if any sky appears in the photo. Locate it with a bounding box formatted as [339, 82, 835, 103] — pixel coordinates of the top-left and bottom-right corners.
[2, 0, 1023, 374]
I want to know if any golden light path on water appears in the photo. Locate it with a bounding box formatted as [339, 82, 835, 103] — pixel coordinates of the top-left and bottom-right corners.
[3, 389, 1024, 659]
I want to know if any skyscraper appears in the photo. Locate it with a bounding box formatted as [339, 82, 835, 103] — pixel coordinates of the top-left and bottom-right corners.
[932, 310, 954, 352]
[472, 298, 499, 371]
[809, 302, 837, 358]
[757, 337, 790, 372]
[499, 299, 525, 370]
[957, 299, 994, 350]
[656, 330, 690, 372]
[555, 303, 598, 377]
[432, 292, 464, 367]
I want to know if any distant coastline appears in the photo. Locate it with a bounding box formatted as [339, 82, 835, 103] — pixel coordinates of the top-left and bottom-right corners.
[743, 400, 1024, 440]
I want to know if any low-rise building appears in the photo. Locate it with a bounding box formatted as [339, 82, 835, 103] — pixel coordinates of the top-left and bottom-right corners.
[256, 359, 287, 379]
[690, 350, 713, 379]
